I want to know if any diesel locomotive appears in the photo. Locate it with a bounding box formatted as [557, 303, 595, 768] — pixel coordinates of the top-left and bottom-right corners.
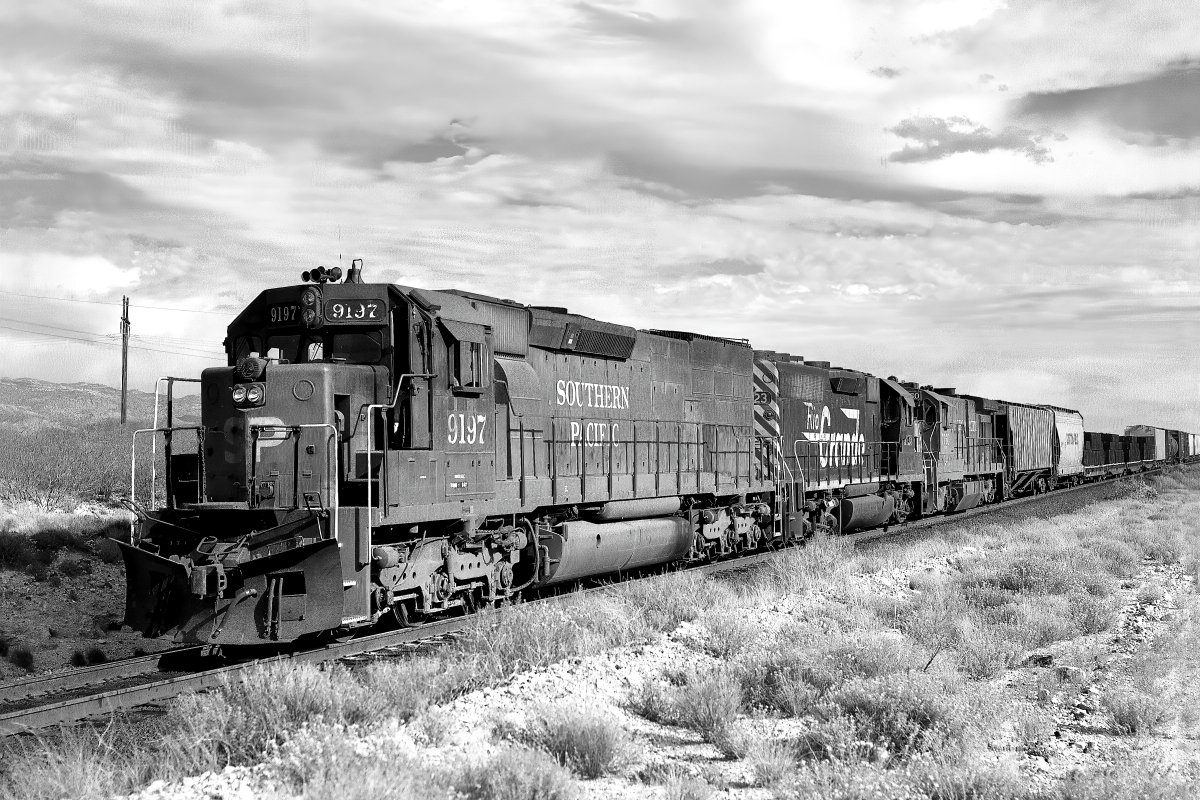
[119, 262, 1197, 647]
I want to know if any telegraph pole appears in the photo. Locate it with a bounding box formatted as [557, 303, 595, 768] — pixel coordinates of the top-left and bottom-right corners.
[120, 296, 130, 423]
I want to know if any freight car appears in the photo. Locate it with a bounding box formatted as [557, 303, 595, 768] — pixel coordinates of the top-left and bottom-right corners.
[119, 265, 1197, 648]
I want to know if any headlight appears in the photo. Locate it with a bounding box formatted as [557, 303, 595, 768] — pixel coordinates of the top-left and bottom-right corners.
[231, 385, 248, 403]
[302, 307, 319, 327]
[246, 384, 264, 404]
[301, 288, 320, 307]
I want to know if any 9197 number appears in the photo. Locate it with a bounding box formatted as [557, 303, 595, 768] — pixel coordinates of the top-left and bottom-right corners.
[448, 413, 488, 445]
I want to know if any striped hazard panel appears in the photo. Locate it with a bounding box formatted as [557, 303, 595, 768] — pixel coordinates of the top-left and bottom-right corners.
[753, 357, 780, 438]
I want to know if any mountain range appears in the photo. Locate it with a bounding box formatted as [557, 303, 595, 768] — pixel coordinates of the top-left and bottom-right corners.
[0, 377, 201, 432]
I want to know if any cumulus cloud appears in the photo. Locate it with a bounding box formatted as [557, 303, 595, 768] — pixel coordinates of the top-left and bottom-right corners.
[0, 0, 1197, 431]
[888, 116, 1063, 164]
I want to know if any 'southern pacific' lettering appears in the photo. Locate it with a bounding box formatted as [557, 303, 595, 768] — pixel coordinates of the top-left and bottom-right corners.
[555, 380, 631, 410]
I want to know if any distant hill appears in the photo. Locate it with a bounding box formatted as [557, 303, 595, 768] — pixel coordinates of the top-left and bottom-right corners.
[0, 377, 201, 432]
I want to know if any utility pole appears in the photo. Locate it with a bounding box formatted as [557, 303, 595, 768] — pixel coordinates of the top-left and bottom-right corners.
[120, 296, 130, 424]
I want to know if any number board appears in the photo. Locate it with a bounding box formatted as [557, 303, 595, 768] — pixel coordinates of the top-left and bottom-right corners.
[268, 303, 301, 325]
[324, 299, 384, 324]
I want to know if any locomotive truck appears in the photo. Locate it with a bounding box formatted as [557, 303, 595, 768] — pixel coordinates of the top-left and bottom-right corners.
[119, 263, 1196, 647]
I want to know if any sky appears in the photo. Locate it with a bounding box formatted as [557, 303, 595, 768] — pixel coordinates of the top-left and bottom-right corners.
[1, 0, 1199, 432]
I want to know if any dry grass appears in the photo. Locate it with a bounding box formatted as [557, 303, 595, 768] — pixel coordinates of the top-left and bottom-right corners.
[1102, 688, 1168, 736]
[501, 705, 628, 778]
[274, 728, 574, 800]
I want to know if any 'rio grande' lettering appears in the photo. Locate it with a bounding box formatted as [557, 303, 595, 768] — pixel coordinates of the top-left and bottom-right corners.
[799, 405, 866, 468]
[556, 380, 630, 410]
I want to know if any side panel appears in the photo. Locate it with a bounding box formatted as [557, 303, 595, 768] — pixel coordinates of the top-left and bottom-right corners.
[1052, 409, 1085, 476]
[1006, 404, 1055, 472]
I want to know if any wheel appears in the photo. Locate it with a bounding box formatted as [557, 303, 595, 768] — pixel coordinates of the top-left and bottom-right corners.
[391, 601, 422, 628]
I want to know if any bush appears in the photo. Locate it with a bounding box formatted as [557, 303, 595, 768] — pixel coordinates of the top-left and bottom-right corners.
[0, 422, 140, 509]
[0, 532, 37, 570]
[454, 746, 576, 800]
[616, 571, 727, 634]
[669, 670, 744, 747]
[449, 596, 652, 683]
[1103, 689, 1167, 736]
[698, 609, 759, 659]
[829, 673, 971, 760]
[0, 633, 8, 657]
[626, 669, 744, 755]
[57, 556, 93, 578]
[745, 736, 795, 787]
[509, 706, 627, 778]
[85, 647, 108, 665]
[8, 646, 34, 672]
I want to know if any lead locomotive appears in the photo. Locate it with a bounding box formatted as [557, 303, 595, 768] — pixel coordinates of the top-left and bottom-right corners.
[120, 262, 1191, 646]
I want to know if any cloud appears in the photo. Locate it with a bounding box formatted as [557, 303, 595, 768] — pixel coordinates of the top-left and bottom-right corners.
[888, 116, 1062, 164]
[1017, 64, 1200, 141]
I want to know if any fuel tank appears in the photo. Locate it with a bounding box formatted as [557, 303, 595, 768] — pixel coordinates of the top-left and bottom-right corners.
[540, 517, 692, 586]
[838, 494, 895, 532]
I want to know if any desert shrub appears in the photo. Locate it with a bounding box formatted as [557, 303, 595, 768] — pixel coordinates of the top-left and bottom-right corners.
[829, 673, 972, 760]
[1011, 595, 1077, 647]
[1069, 592, 1118, 634]
[1103, 689, 1167, 736]
[0, 633, 9, 657]
[669, 669, 744, 746]
[70, 650, 88, 668]
[627, 669, 744, 754]
[625, 679, 675, 724]
[166, 662, 386, 766]
[274, 724, 450, 800]
[1081, 537, 1141, 578]
[910, 763, 1025, 800]
[661, 769, 713, 800]
[616, 571, 728, 633]
[0, 532, 37, 570]
[1058, 767, 1194, 800]
[85, 647, 108, 665]
[778, 762, 923, 800]
[57, 556, 93, 578]
[7, 646, 33, 672]
[358, 657, 467, 721]
[508, 705, 627, 778]
[25, 561, 50, 582]
[449, 595, 651, 683]
[30, 528, 89, 552]
[745, 735, 796, 787]
[752, 537, 855, 595]
[0, 423, 135, 509]
[789, 714, 870, 763]
[1138, 525, 1185, 564]
[453, 746, 576, 800]
[1136, 583, 1164, 604]
[698, 609, 759, 659]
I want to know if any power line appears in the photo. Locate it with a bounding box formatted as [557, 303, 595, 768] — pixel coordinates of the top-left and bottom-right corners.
[0, 322, 224, 359]
[0, 289, 229, 316]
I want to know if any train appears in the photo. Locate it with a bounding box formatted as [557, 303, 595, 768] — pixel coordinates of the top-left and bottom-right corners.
[118, 261, 1198, 648]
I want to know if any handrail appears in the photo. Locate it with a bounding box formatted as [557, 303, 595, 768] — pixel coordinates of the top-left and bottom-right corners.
[249, 423, 339, 543]
[362, 373, 435, 518]
[130, 426, 204, 541]
[150, 377, 201, 509]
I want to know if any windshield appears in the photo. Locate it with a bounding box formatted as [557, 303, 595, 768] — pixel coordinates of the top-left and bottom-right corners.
[231, 329, 386, 365]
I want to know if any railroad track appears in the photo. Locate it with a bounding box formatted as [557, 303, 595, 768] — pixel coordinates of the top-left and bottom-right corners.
[0, 467, 1174, 736]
